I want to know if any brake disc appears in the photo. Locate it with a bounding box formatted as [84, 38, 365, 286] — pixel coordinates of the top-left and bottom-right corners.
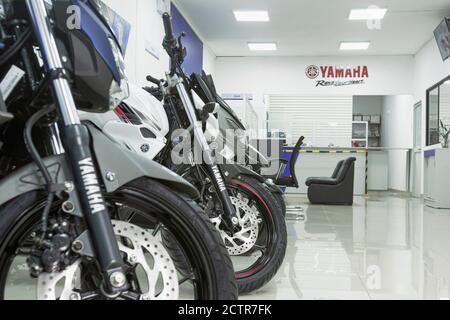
[37, 220, 179, 300]
[211, 196, 260, 256]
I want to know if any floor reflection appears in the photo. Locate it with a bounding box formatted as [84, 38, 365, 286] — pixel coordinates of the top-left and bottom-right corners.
[4, 191, 450, 300]
[242, 191, 450, 300]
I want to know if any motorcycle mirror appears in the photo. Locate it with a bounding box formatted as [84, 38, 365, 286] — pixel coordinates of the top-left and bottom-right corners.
[200, 102, 220, 121]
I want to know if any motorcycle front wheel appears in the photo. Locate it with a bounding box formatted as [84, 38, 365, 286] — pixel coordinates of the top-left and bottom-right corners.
[170, 166, 287, 294]
[224, 176, 287, 294]
[0, 178, 237, 300]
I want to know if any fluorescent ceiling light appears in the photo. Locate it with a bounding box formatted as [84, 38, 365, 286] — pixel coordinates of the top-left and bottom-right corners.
[234, 10, 269, 22]
[340, 41, 371, 50]
[349, 8, 387, 20]
[248, 42, 277, 51]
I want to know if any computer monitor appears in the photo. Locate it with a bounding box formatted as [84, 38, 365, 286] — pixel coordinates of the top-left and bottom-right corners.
[434, 18, 450, 61]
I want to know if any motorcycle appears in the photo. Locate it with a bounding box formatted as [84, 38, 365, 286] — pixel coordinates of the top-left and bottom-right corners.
[0, 0, 236, 300]
[191, 71, 288, 217]
[82, 12, 287, 294]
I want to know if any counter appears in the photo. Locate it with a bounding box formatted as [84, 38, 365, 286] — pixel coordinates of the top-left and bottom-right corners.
[424, 148, 450, 209]
[263, 147, 410, 195]
[279, 147, 367, 195]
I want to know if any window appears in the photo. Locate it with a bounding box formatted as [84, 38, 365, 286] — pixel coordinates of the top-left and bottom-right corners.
[426, 75, 450, 146]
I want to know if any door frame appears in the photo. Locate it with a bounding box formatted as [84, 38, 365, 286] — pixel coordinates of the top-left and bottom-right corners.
[411, 101, 423, 197]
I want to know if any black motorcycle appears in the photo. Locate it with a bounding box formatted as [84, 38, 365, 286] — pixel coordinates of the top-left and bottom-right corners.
[0, 0, 236, 300]
[194, 71, 289, 217]
[141, 13, 287, 294]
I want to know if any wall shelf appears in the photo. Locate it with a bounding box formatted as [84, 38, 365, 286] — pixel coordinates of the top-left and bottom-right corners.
[352, 121, 368, 148]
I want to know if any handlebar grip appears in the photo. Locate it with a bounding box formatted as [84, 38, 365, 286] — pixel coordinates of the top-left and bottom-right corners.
[162, 13, 174, 40]
[146, 75, 161, 86]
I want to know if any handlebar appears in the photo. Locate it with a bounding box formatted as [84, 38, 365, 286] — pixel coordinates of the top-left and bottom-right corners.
[161, 13, 187, 77]
[146, 75, 161, 86]
[162, 13, 176, 47]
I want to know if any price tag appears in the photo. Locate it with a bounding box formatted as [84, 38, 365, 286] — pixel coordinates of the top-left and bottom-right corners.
[0, 65, 25, 100]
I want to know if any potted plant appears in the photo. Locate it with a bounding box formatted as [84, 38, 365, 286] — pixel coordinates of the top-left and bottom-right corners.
[440, 120, 450, 149]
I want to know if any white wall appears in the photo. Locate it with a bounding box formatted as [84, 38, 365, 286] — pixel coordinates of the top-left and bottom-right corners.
[353, 96, 383, 116]
[214, 56, 414, 134]
[413, 39, 450, 117]
[202, 45, 216, 76]
[103, 0, 169, 86]
[171, 0, 217, 77]
[413, 39, 450, 194]
[381, 95, 414, 191]
[104, 0, 216, 86]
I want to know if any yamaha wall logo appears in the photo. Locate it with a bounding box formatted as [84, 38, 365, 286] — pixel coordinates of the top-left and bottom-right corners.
[305, 65, 319, 79]
[305, 65, 369, 87]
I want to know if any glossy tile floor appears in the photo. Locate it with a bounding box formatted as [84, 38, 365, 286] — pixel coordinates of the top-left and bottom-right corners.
[241, 192, 450, 300]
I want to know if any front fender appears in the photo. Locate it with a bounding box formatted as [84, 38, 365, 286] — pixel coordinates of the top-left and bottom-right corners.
[220, 163, 264, 183]
[263, 179, 283, 194]
[87, 122, 199, 199]
[220, 163, 283, 194]
[0, 124, 199, 208]
[0, 155, 70, 207]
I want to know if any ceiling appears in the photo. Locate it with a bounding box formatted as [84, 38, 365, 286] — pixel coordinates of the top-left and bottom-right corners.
[174, 0, 450, 57]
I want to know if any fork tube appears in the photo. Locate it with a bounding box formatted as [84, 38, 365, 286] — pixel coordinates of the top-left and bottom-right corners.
[26, 0, 126, 294]
[174, 77, 238, 230]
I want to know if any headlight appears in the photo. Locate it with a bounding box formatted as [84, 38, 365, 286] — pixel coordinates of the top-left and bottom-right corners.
[108, 38, 129, 109]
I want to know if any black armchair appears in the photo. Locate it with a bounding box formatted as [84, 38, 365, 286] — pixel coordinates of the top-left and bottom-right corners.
[306, 157, 356, 205]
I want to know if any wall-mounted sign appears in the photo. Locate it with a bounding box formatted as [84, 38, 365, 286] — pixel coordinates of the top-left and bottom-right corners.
[305, 65, 369, 87]
[145, 40, 160, 60]
[222, 93, 254, 101]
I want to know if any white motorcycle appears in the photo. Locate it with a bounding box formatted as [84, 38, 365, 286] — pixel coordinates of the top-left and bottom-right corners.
[81, 13, 287, 294]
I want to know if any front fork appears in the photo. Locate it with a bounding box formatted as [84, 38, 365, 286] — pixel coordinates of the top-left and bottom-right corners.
[173, 79, 239, 231]
[61, 125, 127, 294]
[203, 161, 239, 232]
[26, 0, 126, 294]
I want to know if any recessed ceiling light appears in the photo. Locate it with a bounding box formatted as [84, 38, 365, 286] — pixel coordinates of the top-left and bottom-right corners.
[349, 8, 387, 20]
[248, 42, 277, 51]
[234, 10, 270, 22]
[340, 41, 371, 50]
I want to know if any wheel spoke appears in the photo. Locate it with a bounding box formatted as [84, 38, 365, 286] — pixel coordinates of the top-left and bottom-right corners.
[152, 223, 162, 236]
[126, 211, 138, 223]
[248, 200, 257, 209]
[128, 265, 143, 293]
[121, 291, 141, 300]
[16, 247, 32, 256]
[178, 272, 195, 285]
[252, 244, 267, 253]
[80, 291, 101, 300]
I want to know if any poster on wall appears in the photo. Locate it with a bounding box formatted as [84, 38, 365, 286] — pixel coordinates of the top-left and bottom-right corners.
[171, 5, 204, 75]
[305, 65, 370, 88]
